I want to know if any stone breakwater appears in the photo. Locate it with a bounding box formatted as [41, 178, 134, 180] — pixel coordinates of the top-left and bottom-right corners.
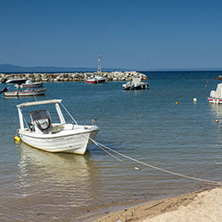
[0, 71, 148, 83]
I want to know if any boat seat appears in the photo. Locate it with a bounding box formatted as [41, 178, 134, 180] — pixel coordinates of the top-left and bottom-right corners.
[29, 110, 51, 134]
[27, 122, 35, 131]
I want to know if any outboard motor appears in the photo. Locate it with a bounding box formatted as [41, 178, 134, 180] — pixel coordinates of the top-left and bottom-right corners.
[0, 87, 8, 94]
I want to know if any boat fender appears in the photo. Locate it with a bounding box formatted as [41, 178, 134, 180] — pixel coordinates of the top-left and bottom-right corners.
[14, 135, 21, 141]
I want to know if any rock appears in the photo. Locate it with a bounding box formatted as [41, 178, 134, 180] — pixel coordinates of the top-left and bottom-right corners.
[0, 71, 148, 82]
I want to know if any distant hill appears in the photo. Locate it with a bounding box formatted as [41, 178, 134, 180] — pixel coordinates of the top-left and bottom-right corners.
[141, 68, 222, 72]
[2, 64, 222, 73]
[0, 64, 124, 73]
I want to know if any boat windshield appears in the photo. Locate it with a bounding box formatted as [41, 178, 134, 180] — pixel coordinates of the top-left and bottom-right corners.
[30, 110, 51, 133]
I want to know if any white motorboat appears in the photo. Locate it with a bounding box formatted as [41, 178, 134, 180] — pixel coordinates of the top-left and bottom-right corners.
[122, 77, 149, 90]
[86, 76, 107, 84]
[15, 80, 43, 88]
[208, 83, 222, 104]
[16, 99, 99, 154]
[5, 78, 27, 84]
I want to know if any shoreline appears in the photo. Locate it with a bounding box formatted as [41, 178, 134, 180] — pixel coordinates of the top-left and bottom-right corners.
[92, 186, 222, 222]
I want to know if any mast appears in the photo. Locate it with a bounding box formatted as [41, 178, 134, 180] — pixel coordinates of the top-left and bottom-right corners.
[97, 56, 102, 74]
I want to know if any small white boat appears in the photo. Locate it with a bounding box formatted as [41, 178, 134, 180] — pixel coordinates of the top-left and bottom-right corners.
[16, 99, 99, 154]
[15, 80, 43, 89]
[122, 77, 149, 90]
[4, 88, 47, 97]
[86, 76, 107, 84]
[5, 78, 27, 84]
[208, 83, 222, 103]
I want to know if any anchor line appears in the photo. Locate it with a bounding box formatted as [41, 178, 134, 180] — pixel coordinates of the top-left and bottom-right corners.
[89, 138, 222, 186]
[92, 139, 143, 171]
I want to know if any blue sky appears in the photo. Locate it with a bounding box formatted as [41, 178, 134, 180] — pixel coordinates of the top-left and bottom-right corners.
[1, 0, 222, 70]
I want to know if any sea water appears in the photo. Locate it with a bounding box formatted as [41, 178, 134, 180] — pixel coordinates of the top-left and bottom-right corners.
[1, 71, 222, 221]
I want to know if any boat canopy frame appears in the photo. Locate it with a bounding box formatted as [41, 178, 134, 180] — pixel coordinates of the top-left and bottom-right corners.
[17, 99, 78, 131]
[17, 99, 62, 108]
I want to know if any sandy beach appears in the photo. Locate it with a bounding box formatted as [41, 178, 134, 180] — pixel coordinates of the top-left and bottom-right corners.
[93, 187, 222, 222]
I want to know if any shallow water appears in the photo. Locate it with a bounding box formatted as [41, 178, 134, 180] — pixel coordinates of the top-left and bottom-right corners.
[1, 71, 222, 221]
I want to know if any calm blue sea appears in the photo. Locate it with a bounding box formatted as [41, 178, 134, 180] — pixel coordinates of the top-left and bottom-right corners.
[1, 71, 222, 221]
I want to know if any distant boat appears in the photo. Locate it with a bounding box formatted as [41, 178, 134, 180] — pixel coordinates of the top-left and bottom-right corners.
[86, 76, 107, 84]
[5, 78, 27, 84]
[208, 83, 222, 103]
[122, 77, 149, 90]
[15, 80, 43, 89]
[16, 99, 99, 154]
[4, 88, 47, 97]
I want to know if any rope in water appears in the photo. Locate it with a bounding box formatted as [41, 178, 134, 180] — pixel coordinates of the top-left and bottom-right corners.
[90, 138, 222, 186]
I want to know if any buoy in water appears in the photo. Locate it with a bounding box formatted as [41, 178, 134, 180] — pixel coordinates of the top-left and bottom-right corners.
[216, 119, 219, 123]
[14, 135, 21, 141]
[176, 102, 178, 105]
[193, 98, 197, 103]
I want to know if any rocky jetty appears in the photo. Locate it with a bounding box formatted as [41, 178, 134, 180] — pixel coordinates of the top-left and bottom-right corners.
[0, 71, 148, 83]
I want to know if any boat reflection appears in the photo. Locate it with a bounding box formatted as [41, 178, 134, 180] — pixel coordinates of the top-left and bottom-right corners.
[15, 142, 98, 207]
[208, 104, 222, 148]
[209, 103, 222, 119]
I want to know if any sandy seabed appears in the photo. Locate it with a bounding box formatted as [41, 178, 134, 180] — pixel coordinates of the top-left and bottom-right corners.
[93, 187, 222, 222]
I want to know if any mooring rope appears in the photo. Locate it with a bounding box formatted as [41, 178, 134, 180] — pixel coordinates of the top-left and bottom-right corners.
[90, 138, 222, 186]
[92, 138, 143, 171]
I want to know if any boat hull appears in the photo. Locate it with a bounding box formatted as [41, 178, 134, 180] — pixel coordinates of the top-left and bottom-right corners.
[4, 88, 47, 97]
[86, 80, 106, 84]
[123, 83, 149, 90]
[18, 128, 99, 155]
[19, 82, 43, 88]
[208, 97, 222, 104]
[6, 79, 27, 84]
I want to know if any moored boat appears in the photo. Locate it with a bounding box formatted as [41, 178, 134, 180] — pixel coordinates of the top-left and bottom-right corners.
[86, 76, 107, 84]
[4, 88, 47, 97]
[208, 83, 222, 104]
[122, 77, 149, 90]
[5, 78, 27, 84]
[15, 80, 43, 89]
[16, 99, 99, 154]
